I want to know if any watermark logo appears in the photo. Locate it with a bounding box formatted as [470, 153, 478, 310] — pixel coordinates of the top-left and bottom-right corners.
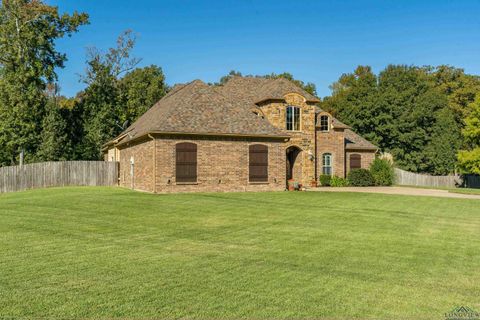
[445, 306, 480, 320]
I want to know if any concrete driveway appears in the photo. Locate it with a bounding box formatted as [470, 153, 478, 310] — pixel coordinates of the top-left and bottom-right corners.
[310, 186, 480, 200]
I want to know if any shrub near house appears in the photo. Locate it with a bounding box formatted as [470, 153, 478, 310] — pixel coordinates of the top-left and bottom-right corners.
[347, 169, 375, 187]
[319, 174, 332, 186]
[322, 158, 395, 187]
[370, 158, 395, 186]
[330, 176, 349, 187]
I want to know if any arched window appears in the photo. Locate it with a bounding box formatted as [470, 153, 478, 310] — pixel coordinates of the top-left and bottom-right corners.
[322, 153, 333, 175]
[350, 154, 361, 170]
[176, 142, 197, 183]
[286, 106, 300, 131]
[319, 115, 329, 132]
[249, 144, 268, 182]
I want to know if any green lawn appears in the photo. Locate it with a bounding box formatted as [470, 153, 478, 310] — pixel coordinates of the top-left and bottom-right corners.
[449, 188, 480, 195]
[1, 187, 479, 319]
[396, 184, 480, 195]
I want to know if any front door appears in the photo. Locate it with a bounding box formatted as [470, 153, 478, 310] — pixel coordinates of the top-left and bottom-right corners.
[286, 146, 302, 183]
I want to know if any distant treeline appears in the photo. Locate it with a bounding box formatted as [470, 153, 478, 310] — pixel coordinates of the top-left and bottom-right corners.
[321, 65, 480, 175]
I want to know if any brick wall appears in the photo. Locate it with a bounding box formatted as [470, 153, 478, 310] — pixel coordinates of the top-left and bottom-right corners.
[346, 150, 376, 174]
[316, 126, 346, 178]
[118, 137, 155, 192]
[120, 135, 286, 193]
[258, 93, 317, 185]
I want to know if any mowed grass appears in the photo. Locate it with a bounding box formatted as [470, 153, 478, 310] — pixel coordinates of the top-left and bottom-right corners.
[396, 184, 480, 195]
[449, 188, 480, 195]
[1, 187, 479, 319]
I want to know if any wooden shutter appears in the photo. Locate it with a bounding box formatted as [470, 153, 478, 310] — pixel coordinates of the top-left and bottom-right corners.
[249, 144, 268, 182]
[176, 143, 197, 183]
[350, 154, 361, 170]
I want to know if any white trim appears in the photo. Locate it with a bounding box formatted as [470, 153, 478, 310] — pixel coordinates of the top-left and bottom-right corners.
[322, 153, 333, 176]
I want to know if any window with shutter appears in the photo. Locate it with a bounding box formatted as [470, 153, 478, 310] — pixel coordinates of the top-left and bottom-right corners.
[249, 144, 268, 182]
[176, 142, 197, 183]
[350, 154, 361, 170]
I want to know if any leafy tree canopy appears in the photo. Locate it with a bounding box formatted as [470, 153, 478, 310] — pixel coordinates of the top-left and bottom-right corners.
[77, 30, 167, 160]
[0, 0, 88, 165]
[118, 65, 167, 125]
[458, 95, 480, 174]
[322, 64, 471, 175]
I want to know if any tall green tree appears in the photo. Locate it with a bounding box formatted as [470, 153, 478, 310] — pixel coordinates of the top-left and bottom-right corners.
[376, 65, 443, 172]
[0, 0, 88, 165]
[432, 65, 480, 125]
[36, 84, 72, 161]
[425, 107, 462, 174]
[323, 65, 464, 174]
[118, 65, 167, 125]
[78, 30, 141, 160]
[322, 66, 380, 145]
[458, 95, 480, 174]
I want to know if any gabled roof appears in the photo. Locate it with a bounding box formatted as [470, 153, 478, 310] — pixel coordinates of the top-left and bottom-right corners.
[218, 76, 320, 104]
[315, 108, 350, 129]
[116, 80, 289, 144]
[345, 129, 378, 150]
[108, 76, 377, 152]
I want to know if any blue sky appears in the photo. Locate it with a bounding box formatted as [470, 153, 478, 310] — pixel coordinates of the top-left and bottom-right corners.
[48, 0, 480, 98]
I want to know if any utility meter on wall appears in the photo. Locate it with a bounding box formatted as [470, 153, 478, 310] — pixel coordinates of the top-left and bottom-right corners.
[130, 156, 134, 176]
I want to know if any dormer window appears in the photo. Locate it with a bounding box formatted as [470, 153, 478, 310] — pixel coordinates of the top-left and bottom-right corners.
[286, 106, 300, 131]
[320, 115, 329, 132]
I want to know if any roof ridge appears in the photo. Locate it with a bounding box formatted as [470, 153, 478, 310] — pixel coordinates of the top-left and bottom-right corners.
[163, 79, 202, 100]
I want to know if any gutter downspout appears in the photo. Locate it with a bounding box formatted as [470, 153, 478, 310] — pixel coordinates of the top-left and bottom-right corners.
[148, 134, 157, 193]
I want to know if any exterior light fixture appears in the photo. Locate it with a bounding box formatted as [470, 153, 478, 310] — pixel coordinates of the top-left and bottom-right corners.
[307, 150, 315, 161]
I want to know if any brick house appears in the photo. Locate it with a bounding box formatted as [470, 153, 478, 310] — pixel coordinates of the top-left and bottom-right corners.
[103, 76, 377, 192]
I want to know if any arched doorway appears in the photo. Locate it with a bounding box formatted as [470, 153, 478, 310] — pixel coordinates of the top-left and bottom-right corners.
[286, 146, 302, 184]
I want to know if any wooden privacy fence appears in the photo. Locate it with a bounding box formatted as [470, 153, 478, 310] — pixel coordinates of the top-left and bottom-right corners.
[394, 168, 461, 188]
[0, 161, 119, 193]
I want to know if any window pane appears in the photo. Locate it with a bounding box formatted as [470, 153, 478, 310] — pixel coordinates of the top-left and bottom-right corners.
[286, 106, 300, 131]
[294, 107, 300, 130]
[286, 107, 293, 131]
[320, 116, 329, 131]
[322, 153, 332, 176]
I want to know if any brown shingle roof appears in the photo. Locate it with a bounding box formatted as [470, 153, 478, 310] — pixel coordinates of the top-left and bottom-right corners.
[331, 118, 350, 129]
[345, 129, 378, 150]
[315, 111, 350, 129]
[117, 80, 289, 143]
[219, 76, 320, 104]
[315, 109, 350, 129]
